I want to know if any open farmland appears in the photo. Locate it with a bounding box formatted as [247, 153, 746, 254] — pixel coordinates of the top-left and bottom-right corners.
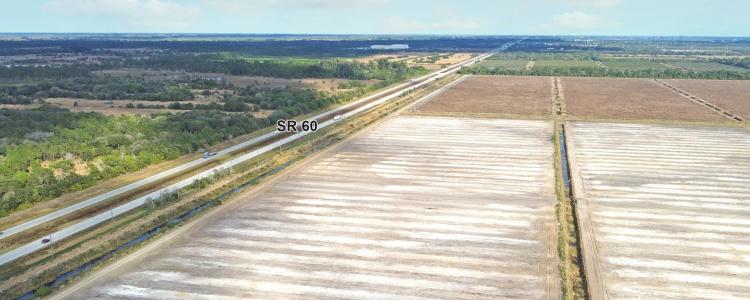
[663, 79, 750, 119]
[562, 77, 726, 121]
[416, 75, 552, 117]
[61, 116, 561, 299]
[600, 60, 672, 71]
[665, 61, 749, 72]
[567, 122, 750, 299]
[477, 59, 529, 70]
[407, 53, 475, 70]
[534, 60, 602, 69]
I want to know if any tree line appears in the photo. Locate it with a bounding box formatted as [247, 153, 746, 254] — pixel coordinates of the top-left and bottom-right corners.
[122, 54, 425, 80]
[0, 76, 196, 103]
[463, 65, 750, 80]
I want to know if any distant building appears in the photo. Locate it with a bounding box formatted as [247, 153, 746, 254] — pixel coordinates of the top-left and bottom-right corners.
[370, 44, 409, 50]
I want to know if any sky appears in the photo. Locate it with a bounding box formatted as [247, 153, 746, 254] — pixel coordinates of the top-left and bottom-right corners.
[0, 0, 748, 36]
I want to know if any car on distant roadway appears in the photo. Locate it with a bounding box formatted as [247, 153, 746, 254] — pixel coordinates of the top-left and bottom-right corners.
[41, 238, 51, 244]
[333, 114, 342, 122]
[202, 151, 218, 159]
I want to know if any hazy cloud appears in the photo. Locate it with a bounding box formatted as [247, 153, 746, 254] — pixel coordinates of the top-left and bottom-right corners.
[550, 11, 602, 29]
[203, 0, 386, 14]
[557, 0, 623, 7]
[44, 0, 202, 30]
[384, 16, 480, 33]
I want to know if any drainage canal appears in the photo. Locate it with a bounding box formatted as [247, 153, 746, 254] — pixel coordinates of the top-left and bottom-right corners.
[559, 124, 573, 195]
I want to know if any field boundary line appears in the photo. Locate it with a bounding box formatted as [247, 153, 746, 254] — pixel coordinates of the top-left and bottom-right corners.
[564, 122, 610, 300]
[654, 79, 744, 121]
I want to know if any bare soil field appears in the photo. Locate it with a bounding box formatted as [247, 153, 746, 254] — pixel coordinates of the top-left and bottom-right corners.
[476, 59, 528, 70]
[567, 122, 750, 299]
[416, 75, 552, 117]
[434, 53, 474, 65]
[562, 77, 725, 121]
[663, 79, 750, 120]
[407, 53, 475, 70]
[60, 116, 561, 299]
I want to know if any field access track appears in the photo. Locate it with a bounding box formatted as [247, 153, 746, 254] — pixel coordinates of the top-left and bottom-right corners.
[61, 116, 560, 299]
[567, 122, 750, 299]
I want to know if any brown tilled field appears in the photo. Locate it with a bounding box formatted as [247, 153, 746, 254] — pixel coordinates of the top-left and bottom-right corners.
[664, 79, 750, 119]
[562, 77, 725, 121]
[416, 75, 552, 116]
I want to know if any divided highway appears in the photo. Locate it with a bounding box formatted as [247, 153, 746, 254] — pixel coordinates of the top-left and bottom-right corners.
[0, 40, 519, 266]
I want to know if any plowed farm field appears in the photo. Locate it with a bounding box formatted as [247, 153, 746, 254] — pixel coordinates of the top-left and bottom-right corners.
[60, 116, 561, 300]
[562, 77, 725, 121]
[567, 122, 750, 299]
[416, 75, 552, 117]
[664, 79, 750, 120]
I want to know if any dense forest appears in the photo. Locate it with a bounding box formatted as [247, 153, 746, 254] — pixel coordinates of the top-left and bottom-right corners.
[0, 107, 267, 216]
[712, 57, 750, 69]
[0, 77, 195, 103]
[0, 57, 425, 105]
[465, 52, 750, 79]
[0, 65, 94, 82]
[123, 55, 424, 80]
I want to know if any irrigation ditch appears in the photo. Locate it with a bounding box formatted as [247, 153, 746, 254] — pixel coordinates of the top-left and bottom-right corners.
[552, 73, 587, 300]
[555, 123, 588, 300]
